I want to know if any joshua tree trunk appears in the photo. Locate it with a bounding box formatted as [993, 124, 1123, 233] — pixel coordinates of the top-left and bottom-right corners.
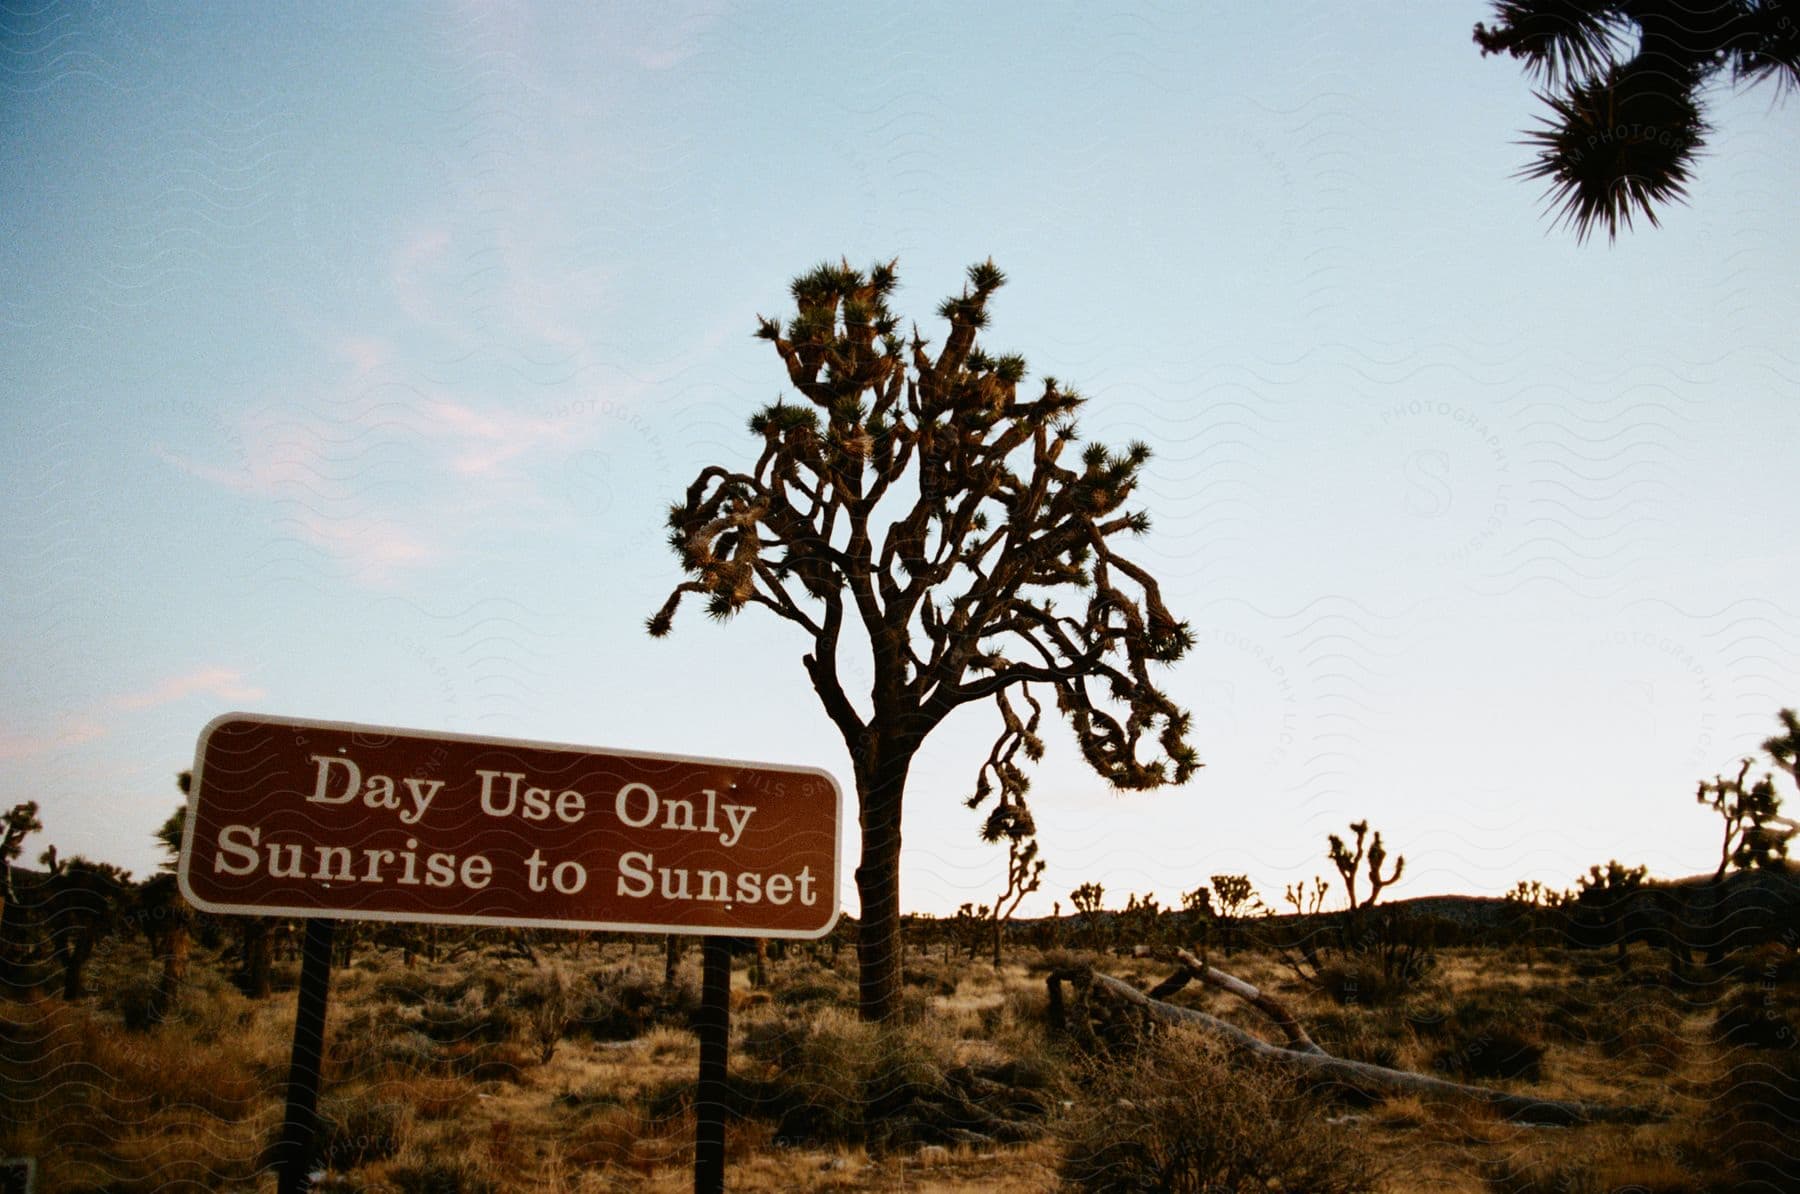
[58, 932, 94, 1000]
[154, 925, 189, 1019]
[854, 741, 915, 1022]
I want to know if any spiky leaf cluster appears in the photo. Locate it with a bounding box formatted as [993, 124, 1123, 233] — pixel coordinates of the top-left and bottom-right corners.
[1475, 0, 1799, 239]
[651, 258, 1199, 861]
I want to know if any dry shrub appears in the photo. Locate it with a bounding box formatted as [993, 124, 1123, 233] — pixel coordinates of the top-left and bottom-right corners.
[637, 1023, 695, 1062]
[419, 985, 520, 1045]
[860, 1023, 952, 1149]
[1483, 1152, 1696, 1194]
[91, 1027, 267, 1121]
[1307, 1008, 1413, 1071]
[571, 967, 700, 1040]
[1712, 983, 1798, 1052]
[387, 1154, 501, 1194]
[1432, 1024, 1545, 1082]
[102, 962, 252, 1038]
[516, 963, 572, 1062]
[72, 1110, 271, 1193]
[330, 1007, 436, 1080]
[731, 1007, 1022, 1150]
[559, 1103, 660, 1169]
[1544, 981, 1687, 1070]
[772, 966, 852, 1008]
[380, 1075, 474, 1120]
[739, 1007, 876, 1143]
[1057, 1027, 1382, 1192]
[1000, 984, 1051, 1027]
[902, 963, 958, 996]
[1699, 984, 1800, 1190]
[1317, 959, 1416, 1007]
[440, 1038, 534, 1083]
[314, 1089, 414, 1168]
[1411, 996, 1547, 1083]
[374, 969, 439, 1006]
[1726, 942, 1800, 985]
[5, 998, 267, 1126]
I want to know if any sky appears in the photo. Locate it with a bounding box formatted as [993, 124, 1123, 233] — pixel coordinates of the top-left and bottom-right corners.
[4, 2, 1797, 920]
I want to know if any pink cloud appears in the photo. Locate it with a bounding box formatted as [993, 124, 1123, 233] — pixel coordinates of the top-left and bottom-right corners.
[294, 511, 436, 586]
[422, 399, 582, 476]
[113, 667, 266, 712]
[0, 718, 108, 762]
[336, 337, 392, 375]
[0, 667, 265, 763]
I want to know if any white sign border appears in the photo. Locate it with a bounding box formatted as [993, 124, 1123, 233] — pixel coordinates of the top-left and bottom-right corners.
[177, 711, 845, 941]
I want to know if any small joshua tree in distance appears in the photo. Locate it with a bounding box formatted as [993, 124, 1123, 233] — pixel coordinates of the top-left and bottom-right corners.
[1329, 820, 1404, 913]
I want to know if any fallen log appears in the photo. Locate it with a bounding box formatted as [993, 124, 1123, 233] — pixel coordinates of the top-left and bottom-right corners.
[1164, 947, 1325, 1054]
[1048, 961, 1662, 1127]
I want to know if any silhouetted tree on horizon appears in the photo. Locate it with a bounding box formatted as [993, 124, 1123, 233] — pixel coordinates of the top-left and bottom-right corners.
[1697, 706, 1800, 879]
[1475, 0, 1799, 240]
[651, 258, 1199, 1021]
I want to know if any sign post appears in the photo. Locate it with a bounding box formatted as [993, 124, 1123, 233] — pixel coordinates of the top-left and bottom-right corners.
[694, 937, 734, 1194]
[275, 918, 336, 1194]
[179, 713, 842, 1193]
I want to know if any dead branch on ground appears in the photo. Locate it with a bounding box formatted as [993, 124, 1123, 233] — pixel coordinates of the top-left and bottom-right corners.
[1047, 950, 1661, 1127]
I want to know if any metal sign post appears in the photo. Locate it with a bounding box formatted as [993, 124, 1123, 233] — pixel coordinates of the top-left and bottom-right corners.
[694, 937, 735, 1194]
[276, 917, 336, 1194]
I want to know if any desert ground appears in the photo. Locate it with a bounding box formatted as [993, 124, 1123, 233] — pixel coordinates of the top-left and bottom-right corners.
[3, 904, 1797, 1193]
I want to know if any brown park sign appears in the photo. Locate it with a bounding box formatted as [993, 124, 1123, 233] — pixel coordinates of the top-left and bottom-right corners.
[178, 714, 842, 938]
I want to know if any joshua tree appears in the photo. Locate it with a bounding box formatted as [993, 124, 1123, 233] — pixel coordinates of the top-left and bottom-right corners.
[1474, 0, 1800, 240]
[1697, 707, 1800, 879]
[1119, 892, 1165, 949]
[1574, 858, 1649, 962]
[1504, 877, 1570, 965]
[136, 776, 194, 1021]
[989, 828, 1044, 968]
[40, 849, 131, 1000]
[1070, 882, 1106, 919]
[0, 801, 44, 989]
[1070, 881, 1108, 949]
[1209, 873, 1261, 955]
[651, 258, 1199, 1021]
[1767, 707, 1800, 783]
[1329, 821, 1404, 914]
[1284, 875, 1330, 917]
[1, 801, 42, 924]
[1697, 760, 1786, 879]
[951, 902, 990, 962]
[1179, 885, 1214, 951]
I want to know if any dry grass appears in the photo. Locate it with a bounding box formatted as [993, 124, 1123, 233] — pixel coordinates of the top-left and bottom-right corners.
[5, 934, 1796, 1191]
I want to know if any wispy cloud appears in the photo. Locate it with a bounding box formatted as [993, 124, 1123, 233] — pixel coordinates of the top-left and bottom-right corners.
[0, 667, 263, 761]
[292, 511, 437, 587]
[113, 666, 266, 711]
[0, 718, 109, 763]
[158, 343, 638, 585]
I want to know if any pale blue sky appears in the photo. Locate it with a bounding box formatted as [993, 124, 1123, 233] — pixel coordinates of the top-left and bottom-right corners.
[4, 2, 1797, 916]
